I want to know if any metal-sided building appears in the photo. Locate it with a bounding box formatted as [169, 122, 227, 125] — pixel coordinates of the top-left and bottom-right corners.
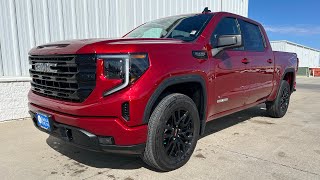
[270, 40, 320, 76]
[0, 0, 249, 121]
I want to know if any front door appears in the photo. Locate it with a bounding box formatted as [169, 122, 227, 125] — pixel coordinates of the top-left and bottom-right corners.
[208, 17, 248, 115]
[212, 50, 247, 114]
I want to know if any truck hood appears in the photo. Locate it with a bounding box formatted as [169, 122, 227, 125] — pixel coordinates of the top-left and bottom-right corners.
[29, 38, 186, 56]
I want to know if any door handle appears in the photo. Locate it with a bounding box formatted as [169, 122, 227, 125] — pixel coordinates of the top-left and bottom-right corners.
[241, 58, 250, 64]
[267, 59, 273, 64]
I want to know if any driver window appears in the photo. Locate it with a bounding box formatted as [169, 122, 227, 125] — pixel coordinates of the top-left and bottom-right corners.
[211, 18, 240, 48]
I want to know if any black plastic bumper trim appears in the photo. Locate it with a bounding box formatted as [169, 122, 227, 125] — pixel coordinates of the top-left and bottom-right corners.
[29, 111, 145, 155]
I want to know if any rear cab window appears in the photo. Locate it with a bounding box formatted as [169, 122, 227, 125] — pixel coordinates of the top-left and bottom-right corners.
[238, 20, 266, 52]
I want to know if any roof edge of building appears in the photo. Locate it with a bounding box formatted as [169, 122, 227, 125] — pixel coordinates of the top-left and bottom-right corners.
[270, 40, 320, 52]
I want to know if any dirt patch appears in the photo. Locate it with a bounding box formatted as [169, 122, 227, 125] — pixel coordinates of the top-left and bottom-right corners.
[278, 151, 286, 157]
[71, 169, 86, 176]
[218, 156, 233, 162]
[124, 177, 134, 180]
[251, 120, 274, 125]
[107, 174, 116, 179]
[73, 162, 85, 168]
[195, 153, 206, 159]
[314, 150, 320, 155]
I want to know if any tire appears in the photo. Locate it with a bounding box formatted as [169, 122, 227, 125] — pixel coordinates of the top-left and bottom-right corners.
[142, 93, 200, 171]
[266, 80, 291, 118]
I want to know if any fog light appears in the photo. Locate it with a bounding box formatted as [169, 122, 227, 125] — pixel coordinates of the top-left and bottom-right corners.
[98, 137, 114, 145]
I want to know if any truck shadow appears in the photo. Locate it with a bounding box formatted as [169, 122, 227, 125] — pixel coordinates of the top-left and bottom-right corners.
[46, 104, 267, 170]
[46, 136, 149, 170]
[202, 103, 267, 138]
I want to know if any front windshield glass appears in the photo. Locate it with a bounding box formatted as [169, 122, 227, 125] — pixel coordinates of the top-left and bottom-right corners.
[124, 14, 213, 42]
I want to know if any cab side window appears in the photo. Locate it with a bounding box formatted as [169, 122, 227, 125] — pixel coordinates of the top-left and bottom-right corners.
[211, 18, 240, 48]
[238, 20, 265, 52]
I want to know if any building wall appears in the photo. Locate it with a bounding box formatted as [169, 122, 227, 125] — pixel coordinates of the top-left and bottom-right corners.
[0, 0, 249, 78]
[0, 0, 248, 121]
[0, 79, 30, 121]
[270, 41, 320, 68]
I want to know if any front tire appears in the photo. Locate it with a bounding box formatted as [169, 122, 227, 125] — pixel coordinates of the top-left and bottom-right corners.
[142, 93, 200, 171]
[266, 80, 291, 118]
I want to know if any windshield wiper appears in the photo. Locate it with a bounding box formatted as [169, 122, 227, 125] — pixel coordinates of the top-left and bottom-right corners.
[161, 18, 185, 38]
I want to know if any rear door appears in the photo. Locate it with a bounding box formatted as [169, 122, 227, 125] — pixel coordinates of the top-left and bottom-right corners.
[209, 17, 248, 114]
[238, 20, 274, 105]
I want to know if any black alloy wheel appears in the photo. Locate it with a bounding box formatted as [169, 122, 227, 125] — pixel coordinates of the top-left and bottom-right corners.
[266, 80, 291, 118]
[280, 87, 290, 113]
[163, 109, 194, 159]
[142, 93, 200, 171]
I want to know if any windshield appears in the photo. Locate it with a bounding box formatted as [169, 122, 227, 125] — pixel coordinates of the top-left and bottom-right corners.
[124, 14, 213, 42]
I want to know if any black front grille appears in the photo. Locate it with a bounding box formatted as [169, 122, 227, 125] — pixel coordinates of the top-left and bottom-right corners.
[29, 55, 96, 102]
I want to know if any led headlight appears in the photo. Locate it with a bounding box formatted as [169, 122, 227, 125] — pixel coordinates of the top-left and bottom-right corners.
[98, 53, 149, 96]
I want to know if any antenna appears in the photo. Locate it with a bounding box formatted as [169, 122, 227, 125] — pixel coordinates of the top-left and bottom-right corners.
[202, 7, 211, 13]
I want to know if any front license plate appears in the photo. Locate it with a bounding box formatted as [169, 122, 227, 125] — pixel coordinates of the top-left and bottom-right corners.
[36, 113, 51, 131]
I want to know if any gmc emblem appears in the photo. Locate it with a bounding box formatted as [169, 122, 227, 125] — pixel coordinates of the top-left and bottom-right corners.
[34, 63, 57, 73]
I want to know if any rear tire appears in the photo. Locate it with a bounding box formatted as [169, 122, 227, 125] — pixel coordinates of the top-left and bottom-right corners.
[266, 80, 291, 118]
[142, 93, 200, 171]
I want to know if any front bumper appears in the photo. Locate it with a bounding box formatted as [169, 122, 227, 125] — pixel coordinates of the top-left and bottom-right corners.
[29, 103, 147, 155]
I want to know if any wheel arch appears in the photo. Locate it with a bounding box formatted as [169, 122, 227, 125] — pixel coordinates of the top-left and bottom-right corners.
[142, 75, 208, 135]
[268, 67, 296, 102]
[282, 68, 295, 93]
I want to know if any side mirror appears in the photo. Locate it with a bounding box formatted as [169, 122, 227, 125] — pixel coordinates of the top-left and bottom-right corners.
[211, 35, 243, 56]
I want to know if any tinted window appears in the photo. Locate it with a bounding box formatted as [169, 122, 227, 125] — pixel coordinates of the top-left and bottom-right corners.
[211, 18, 240, 47]
[125, 14, 213, 42]
[239, 20, 265, 51]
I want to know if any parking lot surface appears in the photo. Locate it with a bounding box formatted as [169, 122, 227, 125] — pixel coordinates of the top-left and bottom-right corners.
[1, 77, 320, 180]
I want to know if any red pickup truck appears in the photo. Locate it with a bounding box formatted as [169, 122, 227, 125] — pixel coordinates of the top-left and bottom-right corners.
[28, 11, 298, 171]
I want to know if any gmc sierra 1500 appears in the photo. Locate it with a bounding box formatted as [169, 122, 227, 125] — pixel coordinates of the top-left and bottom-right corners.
[28, 10, 297, 171]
